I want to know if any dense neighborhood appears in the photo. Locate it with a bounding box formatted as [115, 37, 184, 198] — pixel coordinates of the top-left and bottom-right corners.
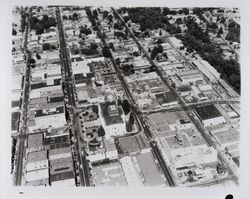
[11, 6, 240, 187]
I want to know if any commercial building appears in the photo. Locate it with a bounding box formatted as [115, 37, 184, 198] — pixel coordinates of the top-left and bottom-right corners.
[118, 134, 149, 154]
[27, 133, 44, 153]
[49, 148, 75, 186]
[135, 151, 166, 187]
[120, 157, 143, 186]
[194, 105, 226, 127]
[149, 111, 192, 132]
[176, 69, 203, 84]
[155, 91, 178, 108]
[100, 101, 126, 138]
[103, 137, 118, 160]
[28, 105, 66, 131]
[92, 161, 128, 186]
[25, 150, 49, 186]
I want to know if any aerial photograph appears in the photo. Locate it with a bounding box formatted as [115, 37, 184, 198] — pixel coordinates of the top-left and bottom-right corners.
[11, 6, 240, 187]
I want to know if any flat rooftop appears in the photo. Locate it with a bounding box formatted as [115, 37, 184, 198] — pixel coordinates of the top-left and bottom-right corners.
[49, 147, 72, 157]
[50, 157, 74, 175]
[214, 129, 239, 145]
[50, 171, 75, 182]
[155, 91, 177, 105]
[100, 101, 123, 126]
[27, 150, 47, 163]
[136, 151, 165, 186]
[35, 106, 64, 117]
[177, 69, 200, 77]
[44, 133, 71, 149]
[194, 105, 222, 120]
[11, 111, 20, 131]
[93, 161, 128, 186]
[28, 133, 44, 148]
[149, 111, 190, 132]
[183, 128, 207, 147]
[177, 85, 192, 92]
[165, 134, 191, 150]
[118, 134, 148, 154]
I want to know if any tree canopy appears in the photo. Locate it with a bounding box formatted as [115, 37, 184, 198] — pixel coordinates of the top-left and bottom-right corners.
[102, 46, 111, 58]
[29, 14, 56, 35]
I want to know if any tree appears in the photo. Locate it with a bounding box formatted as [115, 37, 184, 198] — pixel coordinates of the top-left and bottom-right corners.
[129, 113, 135, 125]
[92, 105, 99, 114]
[109, 42, 114, 50]
[159, 29, 162, 36]
[12, 28, 17, 35]
[35, 53, 41, 59]
[158, 44, 163, 53]
[93, 9, 98, 20]
[114, 23, 123, 30]
[117, 98, 122, 107]
[183, 8, 189, 15]
[62, 15, 68, 20]
[216, 162, 227, 174]
[97, 125, 105, 137]
[217, 26, 223, 37]
[122, 99, 130, 115]
[176, 18, 182, 25]
[90, 43, 98, 50]
[102, 46, 111, 58]
[151, 44, 163, 60]
[103, 10, 109, 19]
[126, 122, 132, 132]
[162, 8, 170, 15]
[220, 17, 226, 24]
[108, 14, 113, 22]
[35, 23, 44, 35]
[20, 18, 26, 32]
[133, 51, 139, 57]
[43, 43, 51, 50]
[72, 13, 78, 21]
[80, 26, 92, 35]
[163, 52, 168, 59]
[28, 58, 36, 64]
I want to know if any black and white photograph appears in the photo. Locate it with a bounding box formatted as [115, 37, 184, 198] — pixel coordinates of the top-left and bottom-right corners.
[1, 0, 250, 198]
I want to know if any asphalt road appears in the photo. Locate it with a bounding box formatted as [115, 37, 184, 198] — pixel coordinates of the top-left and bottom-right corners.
[112, 7, 238, 185]
[14, 14, 31, 185]
[87, 7, 176, 186]
[55, 7, 90, 186]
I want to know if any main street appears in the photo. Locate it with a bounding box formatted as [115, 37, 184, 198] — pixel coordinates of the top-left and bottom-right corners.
[112, 7, 238, 185]
[55, 7, 90, 186]
[14, 12, 31, 186]
[87, 8, 176, 187]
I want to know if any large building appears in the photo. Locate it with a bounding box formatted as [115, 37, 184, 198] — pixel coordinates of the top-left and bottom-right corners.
[194, 105, 226, 127]
[100, 101, 126, 138]
[25, 150, 49, 186]
[49, 147, 75, 186]
[176, 69, 203, 84]
[135, 151, 166, 187]
[155, 91, 178, 108]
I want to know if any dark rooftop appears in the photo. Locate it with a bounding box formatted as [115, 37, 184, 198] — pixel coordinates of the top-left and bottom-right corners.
[44, 134, 70, 149]
[155, 91, 177, 105]
[118, 134, 148, 154]
[31, 82, 47, 90]
[100, 101, 123, 126]
[50, 96, 64, 103]
[177, 85, 192, 92]
[11, 100, 20, 108]
[35, 106, 64, 117]
[50, 171, 75, 182]
[11, 111, 20, 131]
[194, 104, 222, 120]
